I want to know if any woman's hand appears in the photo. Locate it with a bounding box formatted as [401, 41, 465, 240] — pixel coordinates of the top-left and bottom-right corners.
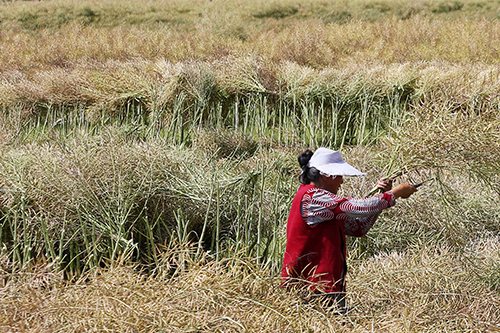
[377, 177, 393, 192]
[391, 184, 418, 199]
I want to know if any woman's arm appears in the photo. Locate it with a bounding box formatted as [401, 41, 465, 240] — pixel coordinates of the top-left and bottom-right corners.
[300, 182, 417, 232]
[391, 184, 418, 199]
[337, 192, 396, 237]
[341, 184, 417, 237]
[300, 187, 395, 227]
[300, 187, 346, 226]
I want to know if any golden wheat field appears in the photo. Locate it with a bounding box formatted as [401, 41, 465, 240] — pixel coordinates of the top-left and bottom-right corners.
[1, 0, 500, 331]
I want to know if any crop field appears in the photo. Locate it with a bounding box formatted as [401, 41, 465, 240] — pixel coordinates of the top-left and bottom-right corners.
[1, 0, 500, 331]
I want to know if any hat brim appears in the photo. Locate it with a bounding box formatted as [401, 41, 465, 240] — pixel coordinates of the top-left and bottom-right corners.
[315, 162, 366, 177]
[307, 148, 366, 177]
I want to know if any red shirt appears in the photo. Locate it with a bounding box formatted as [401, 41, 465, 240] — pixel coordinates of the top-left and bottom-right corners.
[281, 184, 396, 293]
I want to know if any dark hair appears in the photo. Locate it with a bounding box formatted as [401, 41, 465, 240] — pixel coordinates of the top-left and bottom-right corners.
[298, 149, 320, 184]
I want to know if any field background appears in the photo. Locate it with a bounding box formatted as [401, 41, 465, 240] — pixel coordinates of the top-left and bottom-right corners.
[1, 0, 500, 331]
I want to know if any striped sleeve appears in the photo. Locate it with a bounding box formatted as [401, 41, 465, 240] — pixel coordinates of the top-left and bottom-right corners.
[301, 188, 396, 235]
[337, 192, 396, 237]
[300, 188, 346, 226]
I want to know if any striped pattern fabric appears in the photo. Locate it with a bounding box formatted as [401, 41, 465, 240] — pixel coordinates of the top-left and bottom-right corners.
[301, 188, 396, 236]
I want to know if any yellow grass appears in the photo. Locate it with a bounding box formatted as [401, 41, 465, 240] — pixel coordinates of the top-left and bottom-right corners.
[1, 242, 500, 332]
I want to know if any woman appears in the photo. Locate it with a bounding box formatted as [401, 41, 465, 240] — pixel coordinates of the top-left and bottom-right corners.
[281, 148, 417, 310]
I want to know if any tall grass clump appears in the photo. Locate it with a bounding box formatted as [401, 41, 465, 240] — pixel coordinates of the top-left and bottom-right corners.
[0, 129, 300, 275]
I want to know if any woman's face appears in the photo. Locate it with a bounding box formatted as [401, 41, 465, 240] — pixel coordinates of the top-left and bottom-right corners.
[320, 175, 343, 194]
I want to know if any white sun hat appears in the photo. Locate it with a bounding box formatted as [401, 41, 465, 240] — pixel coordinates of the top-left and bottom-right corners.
[308, 148, 366, 177]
